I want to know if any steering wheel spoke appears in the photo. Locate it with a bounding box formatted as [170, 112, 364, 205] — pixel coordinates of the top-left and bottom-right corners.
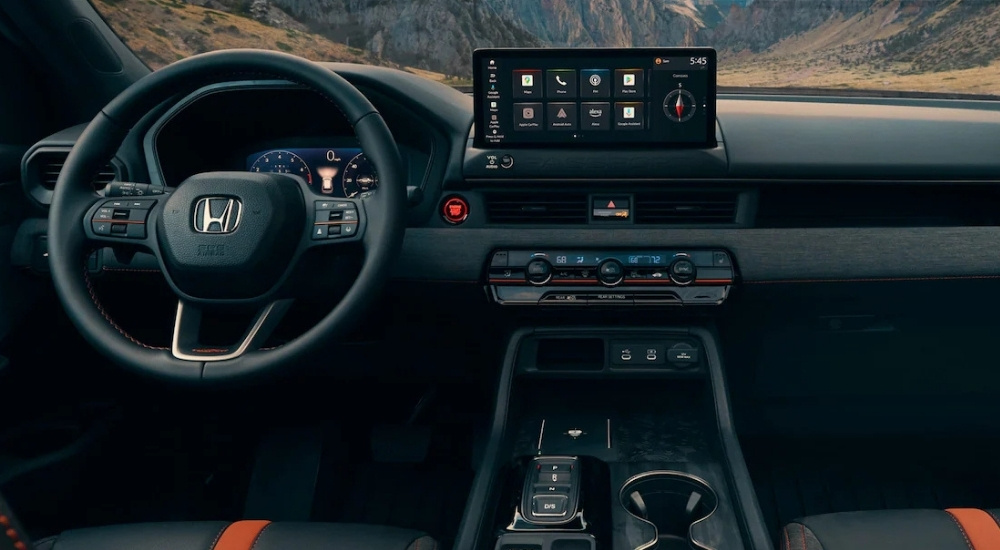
[305, 197, 367, 249]
[171, 299, 294, 362]
[83, 196, 161, 248]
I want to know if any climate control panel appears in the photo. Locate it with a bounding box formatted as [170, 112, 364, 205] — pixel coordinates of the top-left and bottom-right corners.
[487, 249, 734, 306]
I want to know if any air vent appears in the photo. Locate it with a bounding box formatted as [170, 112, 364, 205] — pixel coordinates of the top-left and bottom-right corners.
[485, 193, 588, 224]
[23, 148, 120, 206]
[634, 192, 739, 225]
[37, 154, 117, 191]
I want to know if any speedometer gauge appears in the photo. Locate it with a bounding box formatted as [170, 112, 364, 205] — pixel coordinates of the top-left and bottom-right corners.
[342, 153, 378, 198]
[250, 150, 313, 185]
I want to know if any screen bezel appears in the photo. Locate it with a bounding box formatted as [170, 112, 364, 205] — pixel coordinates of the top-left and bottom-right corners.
[472, 47, 718, 149]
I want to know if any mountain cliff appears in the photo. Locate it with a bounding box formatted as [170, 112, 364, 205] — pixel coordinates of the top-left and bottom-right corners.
[97, 0, 1000, 94]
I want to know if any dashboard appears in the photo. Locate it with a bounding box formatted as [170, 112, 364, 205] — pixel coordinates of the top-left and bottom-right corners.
[17, 54, 1000, 288]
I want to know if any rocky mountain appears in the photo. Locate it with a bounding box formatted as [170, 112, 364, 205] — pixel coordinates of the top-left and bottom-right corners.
[707, 0, 1000, 72]
[100, 0, 1000, 93]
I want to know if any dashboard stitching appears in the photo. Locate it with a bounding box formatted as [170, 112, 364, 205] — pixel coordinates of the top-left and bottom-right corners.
[83, 264, 169, 351]
[745, 275, 1000, 284]
[101, 267, 161, 274]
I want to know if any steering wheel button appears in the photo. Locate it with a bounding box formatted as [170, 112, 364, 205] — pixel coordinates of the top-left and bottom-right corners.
[126, 199, 156, 209]
[111, 224, 127, 235]
[316, 201, 335, 210]
[94, 208, 114, 221]
[342, 224, 356, 235]
[126, 224, 146, 239]
[91, 221, 111, 235]
[342, 210, 358, 221]
[312, 226, 326, 240]
[327, 225, 342, 236]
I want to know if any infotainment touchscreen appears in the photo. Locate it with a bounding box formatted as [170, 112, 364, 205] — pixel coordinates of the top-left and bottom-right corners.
[473, 48, 716, 148]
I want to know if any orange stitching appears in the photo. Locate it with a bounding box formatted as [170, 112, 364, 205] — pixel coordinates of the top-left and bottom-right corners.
[1, 514, 28, 550]
[946, 511, 975, 550]
[783, 527, 791, 550]
[84, 264, 169, 351]
[798, 523, 806, 550]
[209, 523, 229, 550]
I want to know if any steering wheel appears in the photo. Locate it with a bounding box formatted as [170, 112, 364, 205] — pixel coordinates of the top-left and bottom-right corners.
[48, 50, 406, 382]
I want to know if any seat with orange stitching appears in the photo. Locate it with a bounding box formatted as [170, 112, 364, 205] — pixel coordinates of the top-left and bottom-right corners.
[781, 508, 1000, 550]
[29, 520, 437, 550]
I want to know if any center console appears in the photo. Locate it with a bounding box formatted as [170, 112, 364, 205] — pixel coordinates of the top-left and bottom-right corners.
[454, 328, 771, 550]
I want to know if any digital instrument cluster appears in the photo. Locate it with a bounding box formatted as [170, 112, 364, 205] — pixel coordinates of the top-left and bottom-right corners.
[473, 48, 716, 148]
[246, 147, 378, 198]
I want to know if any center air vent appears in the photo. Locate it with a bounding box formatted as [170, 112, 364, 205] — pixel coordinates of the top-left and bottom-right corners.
[634, 192, 739, 225]
[485, 193, 588, 224]
[23, 148, 120, 206]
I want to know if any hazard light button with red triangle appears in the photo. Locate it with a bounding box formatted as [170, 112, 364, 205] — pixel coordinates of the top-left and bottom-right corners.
[592, 196, 630, 221]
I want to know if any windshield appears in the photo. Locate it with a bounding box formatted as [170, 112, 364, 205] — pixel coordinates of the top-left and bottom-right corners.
[90, 0, 1000, 97]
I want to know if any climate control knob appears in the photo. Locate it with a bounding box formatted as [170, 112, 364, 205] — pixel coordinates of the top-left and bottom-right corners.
[525, 258, 552, 285]
[669, 258, 697, 285]
[597, 259, 625, 287]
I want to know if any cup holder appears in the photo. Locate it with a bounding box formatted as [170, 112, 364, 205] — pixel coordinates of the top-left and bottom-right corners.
[619, 471, 718, 550]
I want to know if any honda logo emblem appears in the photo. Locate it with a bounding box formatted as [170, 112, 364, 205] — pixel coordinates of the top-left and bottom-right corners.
[193, 197, 242, 234]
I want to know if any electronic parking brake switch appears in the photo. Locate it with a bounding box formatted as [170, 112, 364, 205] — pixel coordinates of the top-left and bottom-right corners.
[521, 456, 581, 525]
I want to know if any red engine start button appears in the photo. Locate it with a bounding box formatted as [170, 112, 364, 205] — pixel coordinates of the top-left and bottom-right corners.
[441, 196, 470, 224]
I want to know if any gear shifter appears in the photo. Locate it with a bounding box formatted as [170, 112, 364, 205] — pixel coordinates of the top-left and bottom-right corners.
[519, 456, 582, 526]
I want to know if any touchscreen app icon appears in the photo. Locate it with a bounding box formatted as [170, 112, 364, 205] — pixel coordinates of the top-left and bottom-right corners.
[556, 75, 568, 86]
[521, 74, 534, 87]
[589, 107, 603, 118]
[623, 106, 635, 119]
[522, 107, 535, 120]
[623, 73, 636, 86]
[589, 74, 602, 87]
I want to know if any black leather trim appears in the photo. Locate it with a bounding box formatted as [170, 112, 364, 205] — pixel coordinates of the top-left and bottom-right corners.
[790, 510, 971, 550]
[405, 535, 438, 550]
[40, 522, 433, 550]
[46, 522, 228, 550]
[249, 523, 430, 550]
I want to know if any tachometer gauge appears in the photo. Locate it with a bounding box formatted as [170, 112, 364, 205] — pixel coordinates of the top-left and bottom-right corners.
[663, 87, 697, 123]
[250, 150, 313, 185]
[342, 153, 378, 198]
